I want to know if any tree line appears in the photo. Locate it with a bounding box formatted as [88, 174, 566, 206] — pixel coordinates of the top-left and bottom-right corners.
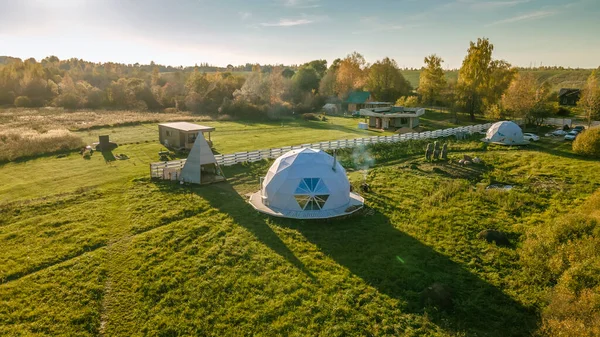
[1, 38, 599, 123]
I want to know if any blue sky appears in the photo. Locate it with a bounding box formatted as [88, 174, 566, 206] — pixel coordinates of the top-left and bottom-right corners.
[1, 0, 599, 68]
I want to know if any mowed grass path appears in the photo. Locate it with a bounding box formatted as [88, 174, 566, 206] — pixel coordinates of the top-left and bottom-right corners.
[1, 135, 600, 335]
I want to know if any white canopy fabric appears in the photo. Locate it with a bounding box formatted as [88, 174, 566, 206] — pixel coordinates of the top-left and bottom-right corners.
[482, 121, 528, 145]
[262, 148, 351, 212]
[180, 135, 217, 184]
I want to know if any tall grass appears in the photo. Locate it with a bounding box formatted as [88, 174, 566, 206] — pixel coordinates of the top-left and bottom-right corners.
[0, 107, 211, 131]
[0, 128, 84, 161]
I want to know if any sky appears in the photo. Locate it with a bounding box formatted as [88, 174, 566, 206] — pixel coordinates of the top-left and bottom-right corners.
[1, 0, 599, 69]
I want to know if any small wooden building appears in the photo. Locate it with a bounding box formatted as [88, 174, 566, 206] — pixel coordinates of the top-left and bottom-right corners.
[158, 122, 215, 150]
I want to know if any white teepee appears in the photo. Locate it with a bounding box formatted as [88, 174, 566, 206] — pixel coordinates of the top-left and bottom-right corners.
[180, 135, 218, 184]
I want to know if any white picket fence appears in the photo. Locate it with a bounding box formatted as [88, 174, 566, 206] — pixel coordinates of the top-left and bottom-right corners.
[150, 123, 493, 177]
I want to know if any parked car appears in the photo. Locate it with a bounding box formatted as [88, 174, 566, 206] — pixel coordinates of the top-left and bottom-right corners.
[573, 125, 585, 133]
[546, 129, 567, 137]
[564, 130, 579, 141]
[523, 133, 540, 141]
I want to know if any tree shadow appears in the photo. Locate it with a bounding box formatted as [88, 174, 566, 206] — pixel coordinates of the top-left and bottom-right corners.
[154, 180, 316, 282]
[269, 210, 538, 336]
[150, 175, 537, 335]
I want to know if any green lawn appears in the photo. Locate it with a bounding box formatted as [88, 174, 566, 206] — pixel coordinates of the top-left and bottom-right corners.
[1, 131, 599, 335]
[2, 113, 599, 336]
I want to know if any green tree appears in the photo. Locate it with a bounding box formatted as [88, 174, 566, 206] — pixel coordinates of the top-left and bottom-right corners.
[457, 38, 514, 121]
[578, 70, 600, 127]
[366, 57, 411, 102]
[418, 54, 446, 106]
[293, 66, 320, 93]
[304, 60, 327, 78]
[281, 68, 295, 79]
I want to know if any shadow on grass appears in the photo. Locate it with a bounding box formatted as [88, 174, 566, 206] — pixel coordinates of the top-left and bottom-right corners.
[154, 179, 316, 282]
[102, 150, 116, 162]
[270, 210, 537, 336]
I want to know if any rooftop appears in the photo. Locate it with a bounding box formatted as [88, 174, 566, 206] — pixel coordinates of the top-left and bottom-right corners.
[158, 122, 215, 132]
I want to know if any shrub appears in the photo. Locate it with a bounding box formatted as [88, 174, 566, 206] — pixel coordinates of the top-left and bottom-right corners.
[14, 96, 32, 108]
[164, 107, 178, 114]
[520, 191, 600, 336]
[555, 106, 570, 117]
[217, 114, 232, 121]
[302, 113, 319, 121]
[0, 128, 84, 161]
[572, 127, 600, 158]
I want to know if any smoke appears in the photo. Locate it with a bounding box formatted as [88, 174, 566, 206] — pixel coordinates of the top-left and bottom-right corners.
[351, 145, 375, 182]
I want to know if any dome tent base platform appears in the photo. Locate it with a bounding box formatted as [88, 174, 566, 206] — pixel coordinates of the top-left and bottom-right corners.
[248, 192, 365, 219]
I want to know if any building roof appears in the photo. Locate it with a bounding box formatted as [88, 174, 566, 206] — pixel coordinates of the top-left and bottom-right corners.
[558, 88, 581, 97]
[345, 91, 371, 104]
[158, 122, 215, 132]
[359, 107, 425, 118]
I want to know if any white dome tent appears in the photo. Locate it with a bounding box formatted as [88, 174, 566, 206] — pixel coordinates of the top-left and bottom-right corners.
[248, 148, 364, 219]
[481, 121, 529, 145]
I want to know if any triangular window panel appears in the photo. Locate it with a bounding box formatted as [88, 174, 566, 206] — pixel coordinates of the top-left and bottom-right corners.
[295, 180, 310, 194]
[314, 180, 329, 194]
[314, 195, 329, 209]
[295, 195, 310, 209]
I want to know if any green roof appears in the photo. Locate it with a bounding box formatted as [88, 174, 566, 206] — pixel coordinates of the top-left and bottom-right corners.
[345, 91, 371, 104]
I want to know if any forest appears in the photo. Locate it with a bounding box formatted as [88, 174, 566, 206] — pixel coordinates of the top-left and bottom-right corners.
[1, 38, 599, 124]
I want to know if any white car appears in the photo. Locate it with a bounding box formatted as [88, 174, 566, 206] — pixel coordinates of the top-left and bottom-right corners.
[523, 133, 540, 141]
[564, 130, 579, 141]
[549, 129, 567, 136]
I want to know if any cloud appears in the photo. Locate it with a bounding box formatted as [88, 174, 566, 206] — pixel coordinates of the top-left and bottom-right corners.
[280, 0, 321, 8]
[468, 0, 532, 10]
[260, 18, 313, 27]
[238, 11, 252, 20]
[486, 10, 556, 26]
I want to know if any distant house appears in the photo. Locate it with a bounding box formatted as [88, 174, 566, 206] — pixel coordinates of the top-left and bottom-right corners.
[359, 106, 425, 130]
[558, 88, 581, 106]
[158, 122, 215, 150]
[344, 91, 391, 112]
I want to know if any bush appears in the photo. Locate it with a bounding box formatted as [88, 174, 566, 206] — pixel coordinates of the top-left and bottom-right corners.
[520, 191, 600, 336]
[164, 107, 178, 114]
[302, 113, 319, 121]
[573, 127, 600, 158]
[14, 96, 32, 108]
[555, 106, 570, 117]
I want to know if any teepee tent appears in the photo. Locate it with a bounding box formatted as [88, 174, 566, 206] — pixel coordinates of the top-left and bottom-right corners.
[180, 135, 224, 184]
[481, 121, 528, 145]
[249, 148, 363, 219]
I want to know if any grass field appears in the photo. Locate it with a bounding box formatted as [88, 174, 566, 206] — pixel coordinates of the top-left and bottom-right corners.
[1, 109, 599, 336]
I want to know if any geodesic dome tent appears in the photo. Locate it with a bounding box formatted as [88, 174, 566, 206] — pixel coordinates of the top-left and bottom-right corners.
[481, 121, 529, 145]
[248, 148, 364, 219]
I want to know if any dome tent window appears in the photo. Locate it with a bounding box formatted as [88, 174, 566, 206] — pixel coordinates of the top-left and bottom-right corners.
[294, 178, 330, 210]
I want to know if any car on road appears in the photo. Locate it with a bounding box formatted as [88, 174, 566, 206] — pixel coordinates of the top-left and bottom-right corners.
[523, 133, 540, 141]
[564, 130, 579, 141]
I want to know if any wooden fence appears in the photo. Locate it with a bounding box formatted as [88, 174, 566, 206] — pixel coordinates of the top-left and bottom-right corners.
[150, 123, 493, 177]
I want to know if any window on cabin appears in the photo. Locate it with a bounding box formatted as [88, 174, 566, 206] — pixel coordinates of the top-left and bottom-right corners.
[166, 130, 172, 137]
